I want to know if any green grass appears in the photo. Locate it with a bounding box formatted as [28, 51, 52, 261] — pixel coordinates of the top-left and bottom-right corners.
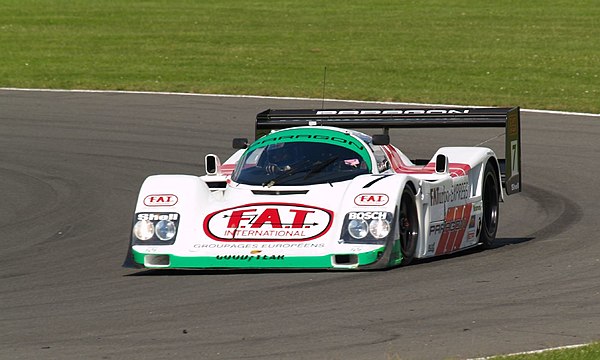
[486, 342, 600, 360]
[1, 0, 598, 113]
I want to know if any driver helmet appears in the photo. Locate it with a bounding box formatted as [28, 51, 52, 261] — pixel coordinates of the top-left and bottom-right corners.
[266, 143, 296, 167]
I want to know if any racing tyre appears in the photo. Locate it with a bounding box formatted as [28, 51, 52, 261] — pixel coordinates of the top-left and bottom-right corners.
[480, 162, 500, 248]
[399, 186, 419, 265]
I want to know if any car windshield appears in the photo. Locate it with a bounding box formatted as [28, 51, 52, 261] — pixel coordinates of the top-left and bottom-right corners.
[231, 141, 371, 186]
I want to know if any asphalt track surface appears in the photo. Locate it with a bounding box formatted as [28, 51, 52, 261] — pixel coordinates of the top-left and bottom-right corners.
[1, 89, 599, 360]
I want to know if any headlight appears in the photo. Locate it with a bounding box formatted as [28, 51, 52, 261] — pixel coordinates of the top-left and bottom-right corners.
[369, 219, 391, 239]
[155, 220, 177, 241]
[342, 211, 393, 243]
[133, 219, 154, 241]
[348, 219, 369, 239]
[132, 212, 180, 245]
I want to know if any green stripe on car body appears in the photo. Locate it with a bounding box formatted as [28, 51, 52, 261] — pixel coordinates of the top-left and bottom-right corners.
[131, 247, 386, 269]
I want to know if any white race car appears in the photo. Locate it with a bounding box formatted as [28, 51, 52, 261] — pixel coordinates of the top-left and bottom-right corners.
[124, 107, 521, 270]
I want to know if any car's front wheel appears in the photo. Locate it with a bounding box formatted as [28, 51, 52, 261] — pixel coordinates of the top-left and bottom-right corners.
[399, 185, 419, 265]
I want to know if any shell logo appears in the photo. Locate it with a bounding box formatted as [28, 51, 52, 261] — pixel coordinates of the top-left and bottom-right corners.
[204, 203, 333, 241]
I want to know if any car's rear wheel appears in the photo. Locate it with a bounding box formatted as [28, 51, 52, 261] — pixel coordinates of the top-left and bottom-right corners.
[480, 162, 500, 248]
[399, 186, 419, 265]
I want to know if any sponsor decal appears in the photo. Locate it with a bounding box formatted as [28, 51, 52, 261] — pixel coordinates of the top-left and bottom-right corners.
[193, 243, 326, 249]
[434, 204, 473, 255]
[354, 194, 389, 206]
[344, 158, 360, 167]
[429, 181, 469, 206]
[505, 110, 521, 195]
[508, 110, 519, 136]
[137, 213, 179, 221]
[427, 243, 435, 254]
[428, 221, 444, 235]
[252, 133, 365, 156]
[260, 243, 326, 248]
[215, 254, 285, 261]
[469, 215, 476, 229]
[252, 133, 365, 151]
[429, 218, 467, 235]
[203, 203, 333, 241]
[143, 194, 178, 207]
[348, 211, 388, 220]
[315, 109, 470, 115]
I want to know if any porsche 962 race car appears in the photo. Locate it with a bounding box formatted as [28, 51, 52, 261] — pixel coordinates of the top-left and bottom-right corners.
[124, 107, 521, 270]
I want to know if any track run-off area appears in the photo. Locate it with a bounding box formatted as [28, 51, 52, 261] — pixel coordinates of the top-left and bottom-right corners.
[1, 89, 599, 360]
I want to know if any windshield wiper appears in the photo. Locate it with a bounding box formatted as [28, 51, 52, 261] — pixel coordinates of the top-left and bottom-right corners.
[262, 159, 312, 187]
[303, 156, 338, 180]
[262, 156, 340, 187]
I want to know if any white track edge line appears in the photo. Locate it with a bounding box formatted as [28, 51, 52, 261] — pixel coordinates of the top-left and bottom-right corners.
[467, 343, 590, 359]
[1, 87, 599, 117]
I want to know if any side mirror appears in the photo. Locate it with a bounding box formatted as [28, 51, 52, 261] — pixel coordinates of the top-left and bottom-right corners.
[435, 154, 448, 174]
[372, 134, 390, 145]
[205, 154, 221, 175]
[232, 138, 248, 149]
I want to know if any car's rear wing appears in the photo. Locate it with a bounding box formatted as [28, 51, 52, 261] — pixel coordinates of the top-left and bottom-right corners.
[256, 107, 521, 195]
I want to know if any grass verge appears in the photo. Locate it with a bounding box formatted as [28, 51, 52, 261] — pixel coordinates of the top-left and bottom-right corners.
[487, 342, 600, 360]
[1, 1, 599, 359]
[1, 0, 598, 113]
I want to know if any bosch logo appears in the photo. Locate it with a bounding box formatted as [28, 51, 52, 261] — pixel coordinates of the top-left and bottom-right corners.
[348, 211, 387, 220]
